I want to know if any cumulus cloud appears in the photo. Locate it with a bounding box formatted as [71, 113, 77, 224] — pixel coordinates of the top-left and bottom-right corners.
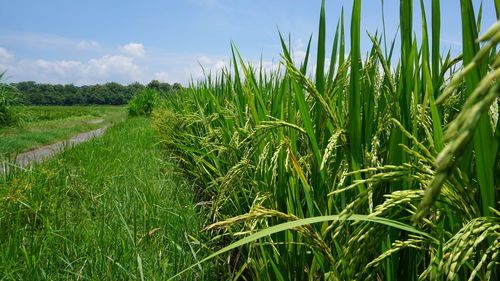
[260, 60, 280, 73]
[289, 39, 308, 66]
[13, 59, 81, 84]
[292, 50, 306, 65]
[1, 31, 286, 86]
[80, 55, 144, 84]
[34, 59, 81, 75]
[120, 43, 145, 58]
[1, 47, 285, 86]
[76, 40, 100, 50]
[0, 29, 292, 86]
[8, 55, 146, 85]
[295, 39, 305, 49]
[154, 72, 170, 81]
[0, 47, 14, 62]
[197, 55, 227, 72]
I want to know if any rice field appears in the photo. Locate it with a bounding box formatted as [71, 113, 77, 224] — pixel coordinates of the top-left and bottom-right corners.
[152, 0, 500, 280]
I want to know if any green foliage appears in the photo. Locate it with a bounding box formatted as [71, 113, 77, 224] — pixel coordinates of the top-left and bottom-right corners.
[146, 79, 182, 94]
[10, 80, 181, 106]
[128, 88, 160, 117]
[0, 73, 20, 127]
[153, 1, 500, 280]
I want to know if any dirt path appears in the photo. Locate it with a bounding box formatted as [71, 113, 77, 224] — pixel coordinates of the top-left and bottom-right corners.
[87, 119, 104, 124]
[1, 126, 109, 173]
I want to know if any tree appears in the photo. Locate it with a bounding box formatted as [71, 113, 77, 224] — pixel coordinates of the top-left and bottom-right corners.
[9, 80, 180, 106]
[147, 80, 161, 91]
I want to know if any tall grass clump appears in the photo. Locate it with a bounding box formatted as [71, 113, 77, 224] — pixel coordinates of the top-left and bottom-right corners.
[154, 0, 499, 280]
[128, 88, 160, 117]
[0, 73, 20, 127]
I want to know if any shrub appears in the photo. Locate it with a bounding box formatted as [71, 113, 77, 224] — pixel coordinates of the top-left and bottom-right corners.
[0, 73, 20, 127]
[127, 88, 159, 117]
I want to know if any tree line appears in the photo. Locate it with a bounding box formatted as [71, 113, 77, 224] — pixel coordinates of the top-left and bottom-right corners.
[9, 80, 182, 106]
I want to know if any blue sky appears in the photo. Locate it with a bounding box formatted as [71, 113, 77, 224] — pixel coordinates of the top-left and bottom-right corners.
[0, 0, 497, 86]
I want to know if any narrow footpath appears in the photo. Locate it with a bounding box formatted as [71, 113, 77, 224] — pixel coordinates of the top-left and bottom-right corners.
[1, 125, 109, 173]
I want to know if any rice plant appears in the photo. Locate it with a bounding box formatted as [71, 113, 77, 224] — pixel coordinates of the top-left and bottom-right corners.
[153, 0, 500, 280]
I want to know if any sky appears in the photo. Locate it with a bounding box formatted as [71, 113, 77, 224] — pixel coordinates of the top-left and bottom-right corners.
[0, 0, 497, 86]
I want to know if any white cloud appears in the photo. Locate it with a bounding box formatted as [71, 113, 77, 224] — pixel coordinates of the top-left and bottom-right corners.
[0, 29, 292, 86]
[292, 50, 306, 65]
[80, 55, 144, 84]
[214, 60, 226, 70]
[0, 32, 242, 85]
[441, 39, 462, 47]
[197, 55, 227, 73]
[1, 47, 287, 86]
[0, 47, 14, 62]
[0, 32, 76, 51]
[34, 59, 81, 75]
[259, 59, 280, 74]
[154, 72, 170, 81]
[295, 39, 305, 49]
[12, 59, 81, 84]
[0, 30, 288, 86]
[7, 55, 146, 85]
[76, 40, 100, 50]
[198, 55, 213, 65]
[120, 43, 145, 58]
[135, 53, 232, 85]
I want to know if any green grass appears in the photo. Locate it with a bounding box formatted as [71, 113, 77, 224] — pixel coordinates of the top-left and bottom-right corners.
[153, 1, 500, 280]
[17, 105, 122, 121]
[0, 117, 220, 280]
[0, 106, 125, 157]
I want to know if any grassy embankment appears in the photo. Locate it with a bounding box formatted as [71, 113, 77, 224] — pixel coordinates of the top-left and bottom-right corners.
[0, 106, 125, 158]
[0, 117, 218, 280]
[154, 0, 500, 280]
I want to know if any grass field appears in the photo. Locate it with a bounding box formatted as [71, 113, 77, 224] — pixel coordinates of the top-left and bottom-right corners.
[0, 106, 125, 158]
[0, 117, 219, 280]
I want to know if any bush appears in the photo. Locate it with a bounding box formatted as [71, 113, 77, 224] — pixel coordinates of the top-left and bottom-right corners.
[0, 73, 20, 127]
[127, 88, 159, 117]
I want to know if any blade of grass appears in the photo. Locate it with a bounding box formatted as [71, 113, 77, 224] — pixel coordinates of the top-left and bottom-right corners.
[327, 20, 341, 89]
[348, 0, 366, 193]
[168, 214, 435, 280]
[460, 0, 496, 216]
[315, 0, 326, 97]
[431, 0, 440, 93]
[301, 35, 313, 75]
